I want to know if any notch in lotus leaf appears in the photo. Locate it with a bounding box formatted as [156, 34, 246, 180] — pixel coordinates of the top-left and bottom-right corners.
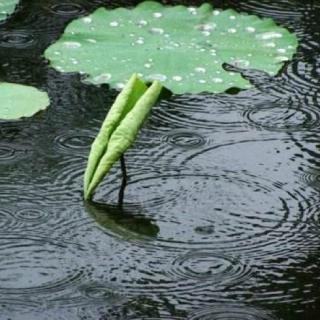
[84, 74, 162, 201]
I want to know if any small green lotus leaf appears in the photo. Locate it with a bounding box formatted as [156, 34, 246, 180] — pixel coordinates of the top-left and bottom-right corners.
[84, 74, 162, 200]
[45, 1, 298, 94]
[0, 0, 19, 21]
[0, 82, 50, 120]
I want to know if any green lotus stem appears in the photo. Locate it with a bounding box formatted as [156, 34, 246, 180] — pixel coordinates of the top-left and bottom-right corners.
[84, 74, 162, 200]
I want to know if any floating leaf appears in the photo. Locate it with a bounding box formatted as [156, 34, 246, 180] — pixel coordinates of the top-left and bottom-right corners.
[0, 0, 19, 21]
[45, 1, 298, 94]
[0, 82, 50, 120]
[84, 74, 162, 200]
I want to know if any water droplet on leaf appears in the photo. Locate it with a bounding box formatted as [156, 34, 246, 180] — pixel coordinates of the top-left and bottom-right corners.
[153, 12, 162, 18]
[136, 38, 144, 45]
[110, 21, 119, 27]
[212, 77, 223, 83]
[82, 17, 92, 24]
[94, 73, 112, 83]
[147, 74, 167, 82]
[137, 20, 148, 27]
[188, 7, 197, 15]
[173, 76, 183, 81]
[195, 67, 206, 73]
[150, 27, 164, 35]
[257, 31, 283, 40]
[63, 41, 81, 49]
[246, 26, 256, 33]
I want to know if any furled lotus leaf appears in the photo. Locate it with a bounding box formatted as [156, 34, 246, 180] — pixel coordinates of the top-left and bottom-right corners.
[45, 1, 298, 94]
[84, 74, 162, 200]
[0, 82, 50, 120]
[0, 0, 19, 21]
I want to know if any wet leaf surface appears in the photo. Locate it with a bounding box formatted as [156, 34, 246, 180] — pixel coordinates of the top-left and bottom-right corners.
[0, 82, 49, 120]
[45, 1, 298, 93]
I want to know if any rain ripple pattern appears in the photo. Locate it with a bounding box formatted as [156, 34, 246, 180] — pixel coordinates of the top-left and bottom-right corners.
[0, 1, 320, 320]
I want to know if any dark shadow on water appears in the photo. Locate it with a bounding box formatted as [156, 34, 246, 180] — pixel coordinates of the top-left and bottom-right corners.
[84, 200, 160, 239]
[84, 155, 159, 239]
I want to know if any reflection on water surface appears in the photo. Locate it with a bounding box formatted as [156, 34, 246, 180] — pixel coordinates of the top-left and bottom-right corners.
[0, 0, 320, 319]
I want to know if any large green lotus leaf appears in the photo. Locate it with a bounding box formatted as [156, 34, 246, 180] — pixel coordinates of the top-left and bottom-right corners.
[0, 83, 50, 120]
[45, 1, 298, 94]
[0, 0, 19, 21]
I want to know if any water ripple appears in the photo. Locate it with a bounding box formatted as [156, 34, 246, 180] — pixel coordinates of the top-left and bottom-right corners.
[232, 0, 302, 16]
[0, 234, 87, 298]
[243, 104, 320, 132]
[78, 282, 127, 304]
[46, 3, 86, 16]
[0, 0, 319, 318]
[283, 59, 320, 92]
[129, 318, 182, 320]
[94, 168, 312, 256]
[54, 130, 93, 155]
[300, 170, 320, 192]
[151, 95, 245, 131]
[0, 205, 53, 232]
[162, 129, 207, 149]
[188, 304, 278, 320]
[30, 156, 86, 205]
[0, 30, 35, 48]
[0, 144, 16, 161]
[0, 298, 42, 317]
[169, 251, 253, 287]
[0, 155, 85, 206]
[0, 142, 31, 163]
[0, 210, 16, 230]
[13, 207, 50, 224]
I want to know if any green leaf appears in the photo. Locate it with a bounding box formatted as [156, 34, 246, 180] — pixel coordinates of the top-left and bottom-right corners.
[83, 74, 147, 195]
[45, 1, 298, 94]
[84, 74, 162, 200]
[0, 82, 50, 120]
[0, 0, 19, 21]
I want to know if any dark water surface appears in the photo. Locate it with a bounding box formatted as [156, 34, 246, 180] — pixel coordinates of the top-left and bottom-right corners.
[1, 0, 320, 319]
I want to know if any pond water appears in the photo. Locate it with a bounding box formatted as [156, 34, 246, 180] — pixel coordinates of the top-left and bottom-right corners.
[0, 0, 320, 319]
